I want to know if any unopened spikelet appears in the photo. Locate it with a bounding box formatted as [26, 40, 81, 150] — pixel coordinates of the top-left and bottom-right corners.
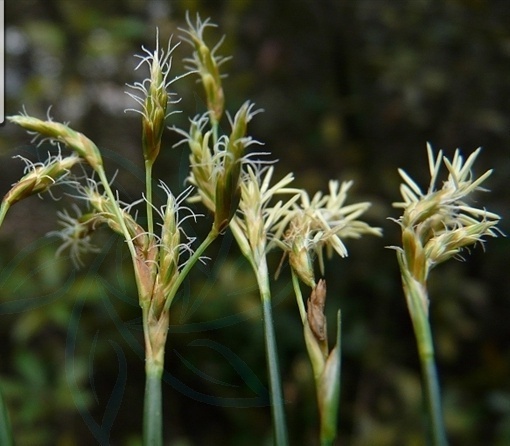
[3, 154, 80, 206]
[213, 101, 259, 233]
[8, 115, 103, 170]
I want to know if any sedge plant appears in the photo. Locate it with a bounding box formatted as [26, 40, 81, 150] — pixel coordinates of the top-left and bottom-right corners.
[0, 11, 504, 446]
[1, 14, 262, 445]
[276, 181, 382, 445]
[391, 143, 502, 446]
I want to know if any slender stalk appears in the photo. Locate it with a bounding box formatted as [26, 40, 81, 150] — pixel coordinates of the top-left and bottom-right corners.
[141, 299, 169, 446]
[254, 255, 289, 446]
[143, 360, 163, 446]
[163, 227, 219, 312]
[290, 270, 306, 323]
[139, 227, 219, 444]
[96, 165, 166, 444]
[420, 347, 446, 446]
[96, 167, 138, 260]
[401, 268, 448, 446]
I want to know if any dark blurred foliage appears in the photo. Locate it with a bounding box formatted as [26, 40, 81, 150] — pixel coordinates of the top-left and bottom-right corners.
[1, 0, 509, 445]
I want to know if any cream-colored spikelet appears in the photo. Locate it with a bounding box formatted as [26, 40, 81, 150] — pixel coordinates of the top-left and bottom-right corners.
[8, 113, 103, 170]
[2, 150, 80, 206]
[275, 180, 382, 286]
[47, 205, 102, 269]
[230, 165, 300, 265]
[125, 30, 186, 165]
[180, 13, 230, 123]
[393, 143, 502, 285]
[174, 101, 262, 233]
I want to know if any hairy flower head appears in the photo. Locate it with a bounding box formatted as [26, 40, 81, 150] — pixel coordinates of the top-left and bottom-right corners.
[230, 165, 300, 264]
[8, 111, 103, 170]
[174, 102, 263, 233]
[126, 31, 186, 165]
[3, 149, 80, 206]
[275, 180, 382, 285]
[180, 13, 230, 123]
[392, 143, 502, 282]
[150, 183, 204, 309]
[47, 205, 102, 269]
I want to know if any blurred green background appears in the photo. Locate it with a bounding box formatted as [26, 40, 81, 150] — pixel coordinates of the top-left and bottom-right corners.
[1, 0, 509, 445]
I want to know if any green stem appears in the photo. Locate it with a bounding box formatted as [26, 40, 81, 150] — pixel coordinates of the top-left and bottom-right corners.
[163, 227, 219, 312]
[96, 167, 138, 260]
[401, 266, 448, 446]
[255, 255, 289, 446]
[290, 270, 306, 323]
[419, 345, 446, 446]
[142, 227, 218, 442]
[143, 361, 163, 446]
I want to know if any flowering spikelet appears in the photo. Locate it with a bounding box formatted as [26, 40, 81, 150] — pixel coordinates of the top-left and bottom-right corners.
[275, 180, 382, 285]
[177, 114, 216, 211]
[47, 205, 102, 269]
[174, 101, 262, 233]
[3, 151, 80, 206]
[393, 143, 502, 285]
[126, 31, 184, 165]
[8, 113, 103, 170]
[180, 12, 230, 123]
[79, 178, 158, 300]
[213, 101, 262, 232]
[230, 165, 300, 264]
[81, 178, 149, 250]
